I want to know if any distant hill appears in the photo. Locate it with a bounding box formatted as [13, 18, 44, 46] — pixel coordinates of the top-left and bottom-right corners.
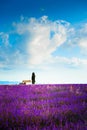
[0, 81, 19, 85]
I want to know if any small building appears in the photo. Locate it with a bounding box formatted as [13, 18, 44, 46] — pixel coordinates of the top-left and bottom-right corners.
[20, 80, 31, 85]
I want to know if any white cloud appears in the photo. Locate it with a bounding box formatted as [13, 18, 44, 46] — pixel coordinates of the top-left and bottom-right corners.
[0, 31, 28, 69]
[79, 23, 87, 34]
[12, 22, 28, 35]
[0, 32, 9, 46]
[51, 56, 87, 67]
[75, 23, 87, 53]
[0, 32, 10, 69]
[79, 38, 87, 49]
[68, 57, 87, 67]
[14, 16, 70, 65]
[1, 16, 87, 71]
[12, 16, 87, 68]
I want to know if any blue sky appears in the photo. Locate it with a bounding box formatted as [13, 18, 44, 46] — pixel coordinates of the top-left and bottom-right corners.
[0, 0, 87, 83]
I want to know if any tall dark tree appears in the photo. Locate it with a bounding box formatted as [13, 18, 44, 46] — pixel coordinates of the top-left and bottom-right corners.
[31, 72, 35, 84]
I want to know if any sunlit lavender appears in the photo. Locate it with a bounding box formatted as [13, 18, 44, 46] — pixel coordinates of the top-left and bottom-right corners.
[0, 84, 87, 130]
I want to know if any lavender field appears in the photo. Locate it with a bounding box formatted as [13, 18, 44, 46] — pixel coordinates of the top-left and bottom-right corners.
[0, 84, 87, 130]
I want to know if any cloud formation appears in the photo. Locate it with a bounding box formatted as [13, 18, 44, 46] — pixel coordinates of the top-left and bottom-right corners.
[0, 31, 27, 69]
[77, 24, 87, 53]
[54, 56, 87, 68]
[14, 16, 71, 65]
[0, 16, 87, 70]
[0, 32, 9, 46]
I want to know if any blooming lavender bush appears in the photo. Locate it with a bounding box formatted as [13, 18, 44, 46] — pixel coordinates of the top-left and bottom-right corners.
[0, 84, 87, 130]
